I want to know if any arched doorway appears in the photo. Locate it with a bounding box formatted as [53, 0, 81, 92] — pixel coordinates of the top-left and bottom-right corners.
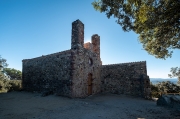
[88, 73, 92, 95]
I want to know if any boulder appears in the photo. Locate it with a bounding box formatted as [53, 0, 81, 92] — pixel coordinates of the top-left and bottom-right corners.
[157, 95, 172, 106]
[170, 95, 180, 103]
[157, 95, 180, 110]
[170, 95, 180, 110]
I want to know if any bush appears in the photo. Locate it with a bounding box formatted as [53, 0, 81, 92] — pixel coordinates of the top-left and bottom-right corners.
[0, 78, 22, 93]
[151, 81, 180, 98]
[0, 79, 11, 92]
[9, 80, 22, 91]
[151, 91, 162, 98]
[4, 68, 22, 80]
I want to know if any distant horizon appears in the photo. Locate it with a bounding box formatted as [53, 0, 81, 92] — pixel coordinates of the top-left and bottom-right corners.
[150, 78, 178, 84]
[150, 78, 178, 83]
[150, 78, 178, 79]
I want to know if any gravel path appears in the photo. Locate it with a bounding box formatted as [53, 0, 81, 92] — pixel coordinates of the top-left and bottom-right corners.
[0, 91, 179, 119]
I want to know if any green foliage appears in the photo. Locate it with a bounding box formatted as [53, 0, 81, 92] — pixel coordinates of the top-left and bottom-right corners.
[151, 81, 180, 98]
[0, 78, 22, 93]
[0, 56, 21, 80]
[150, 82, 161, 98]
[0, 56, 22, 92]
[92, 0, 180, 59]
[168, 67, 180, 85]
[8, 80, 22, 91]
[0, 78, 11, 93]
[0, 71, 9, 80]
[0, 55, 8, 68]
[4, 68, 22, 80]
[0, 72, 4, 80]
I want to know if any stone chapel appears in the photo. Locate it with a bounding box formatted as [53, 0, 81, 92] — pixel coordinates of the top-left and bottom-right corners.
[22, 19, 151, 98]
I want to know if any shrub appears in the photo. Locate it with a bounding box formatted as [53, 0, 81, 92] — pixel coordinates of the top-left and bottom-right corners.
[4, 68, 22, 80]
[0, 78, 22, 93]
[151, 91, 161, 98]
[9, 80, 22, 91]
[151, 81, 180, 98]
[0, 79, 11, 92]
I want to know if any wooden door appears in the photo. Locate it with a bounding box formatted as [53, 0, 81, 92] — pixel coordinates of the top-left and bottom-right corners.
[88, 73, 92, 95]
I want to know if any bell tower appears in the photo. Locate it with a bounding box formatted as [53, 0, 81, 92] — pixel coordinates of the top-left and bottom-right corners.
[92, 34, 100, 58]
[71, 19, 84, 49]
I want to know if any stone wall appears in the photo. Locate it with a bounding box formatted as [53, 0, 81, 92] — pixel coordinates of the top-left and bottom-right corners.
[22, 19, 102, 98]
[92, 34, 100, 58]
[71, 19, 84, 49]
[71, 47, 102, 97]
[84, 42, 93, 52]
[22, 50, 72, 97]
[70, 20, 102, 97]
[101, 61, 151, 98]
[22, 19, 151, 99]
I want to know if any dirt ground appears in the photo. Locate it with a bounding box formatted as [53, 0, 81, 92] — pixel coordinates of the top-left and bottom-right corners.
[0, 91, 179, 119]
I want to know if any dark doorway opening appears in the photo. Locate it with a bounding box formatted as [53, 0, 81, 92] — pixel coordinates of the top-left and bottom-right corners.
[88, 73, 92, 95]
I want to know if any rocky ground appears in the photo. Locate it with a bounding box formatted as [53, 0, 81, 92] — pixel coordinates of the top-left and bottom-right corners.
[0, 91, 180, 119]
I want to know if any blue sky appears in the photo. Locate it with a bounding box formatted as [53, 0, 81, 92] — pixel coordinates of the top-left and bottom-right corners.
[0, 0, 179, 79]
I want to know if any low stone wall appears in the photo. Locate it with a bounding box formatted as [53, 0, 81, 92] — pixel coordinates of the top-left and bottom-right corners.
[101, 61, 151, 98]
[22, 50, 72, 97]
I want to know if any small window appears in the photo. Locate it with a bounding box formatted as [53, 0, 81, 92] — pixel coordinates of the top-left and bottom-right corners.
[89, 58, 93, 66]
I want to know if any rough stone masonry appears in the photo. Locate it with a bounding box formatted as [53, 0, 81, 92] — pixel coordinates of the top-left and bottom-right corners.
[22, 19, 151, 98]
